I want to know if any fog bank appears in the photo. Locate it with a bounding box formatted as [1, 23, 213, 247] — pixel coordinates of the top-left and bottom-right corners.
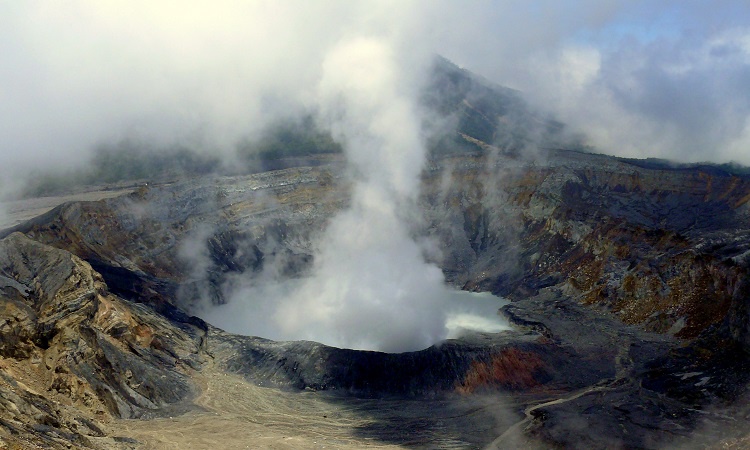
[203, 36, 490, 352]
[2, 1, 750, 180]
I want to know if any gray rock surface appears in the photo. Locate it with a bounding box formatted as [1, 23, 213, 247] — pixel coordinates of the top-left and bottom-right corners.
[0, 233, 204, 448]
[1, 148, 750, 448]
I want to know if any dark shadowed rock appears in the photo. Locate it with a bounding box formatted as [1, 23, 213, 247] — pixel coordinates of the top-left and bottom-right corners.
[2, 147, 750, 448]
[0, 233, 205, 448]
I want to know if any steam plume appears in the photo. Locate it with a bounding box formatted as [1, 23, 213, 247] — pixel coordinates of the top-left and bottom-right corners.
[200, 37, 497, 352]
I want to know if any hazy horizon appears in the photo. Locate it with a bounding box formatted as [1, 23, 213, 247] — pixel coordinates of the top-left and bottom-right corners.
[1, 1, 749, 182]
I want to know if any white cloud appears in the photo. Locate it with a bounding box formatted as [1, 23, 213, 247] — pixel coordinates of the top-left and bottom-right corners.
[515, 26, 750, 164]
[3, 1, 750, 172]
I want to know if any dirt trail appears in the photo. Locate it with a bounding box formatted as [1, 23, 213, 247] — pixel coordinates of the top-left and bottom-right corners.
[487, 383, 613, 449]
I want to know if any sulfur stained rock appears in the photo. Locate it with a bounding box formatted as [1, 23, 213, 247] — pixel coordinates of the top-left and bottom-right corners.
[0, 232, 206, 448]
[455, 348, 547, 393]
[2, 148, 750, 448]
[419, 150, 750, 348]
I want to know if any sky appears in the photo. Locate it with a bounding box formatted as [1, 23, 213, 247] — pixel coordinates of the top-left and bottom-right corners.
[1, 0, 749, 180]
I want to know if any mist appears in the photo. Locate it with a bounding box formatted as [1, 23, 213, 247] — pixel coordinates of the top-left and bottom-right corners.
[195, 36, 509, 352]
[2, 1, 750, 183]
[267, 42, 447, 351]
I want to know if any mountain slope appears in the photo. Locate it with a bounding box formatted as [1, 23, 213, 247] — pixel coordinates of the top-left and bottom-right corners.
[0, 233, 205, 448]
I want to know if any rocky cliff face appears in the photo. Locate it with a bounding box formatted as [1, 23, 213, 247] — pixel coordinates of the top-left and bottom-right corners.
[12, 151, 750, 349]
[2, 149, 750, 448]
[0, 232, 205, 448]
[422, 150, 750, 343]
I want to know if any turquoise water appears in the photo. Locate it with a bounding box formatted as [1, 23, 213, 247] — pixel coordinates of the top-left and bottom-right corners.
[443, 290, 511, 339]
[201, 281, 511, 350]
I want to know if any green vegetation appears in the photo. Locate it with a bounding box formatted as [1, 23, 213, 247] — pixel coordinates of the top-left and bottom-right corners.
[426, 133, 484, 157]
[236, 114, 342, 168]
[22, 115, 343, 197]
[87, 141, 220, 183]
[22, 141, 220, 197]
[33, 56, 744, 198]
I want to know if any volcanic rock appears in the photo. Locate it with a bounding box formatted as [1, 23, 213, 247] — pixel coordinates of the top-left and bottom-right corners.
[0, 232, 204, 448]
[2, 60, 750, 447]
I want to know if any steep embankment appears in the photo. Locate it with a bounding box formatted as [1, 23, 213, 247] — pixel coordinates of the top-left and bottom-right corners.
[0, 232, 205, 449]
[4, 166, 345, 310]
[421, 150, 750, 344]
[12, 151, 750, 350]
[2, 149, 750, 448]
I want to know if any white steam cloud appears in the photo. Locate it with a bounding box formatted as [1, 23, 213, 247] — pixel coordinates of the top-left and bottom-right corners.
[273, 38, 447, 351]
[518, 30, 750, 164]
[201, 37, 509, 352]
